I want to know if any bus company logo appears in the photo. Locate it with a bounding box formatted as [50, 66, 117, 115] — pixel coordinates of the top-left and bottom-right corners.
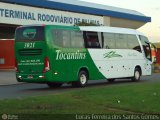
[23, 29, 36, 39]
[104, 51, 123, 58]
[56, 50, 86, 60]
[2, 114, 8, 120]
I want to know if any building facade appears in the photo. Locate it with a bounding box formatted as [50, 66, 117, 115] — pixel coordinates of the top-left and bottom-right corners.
[0, 0, 151, 39]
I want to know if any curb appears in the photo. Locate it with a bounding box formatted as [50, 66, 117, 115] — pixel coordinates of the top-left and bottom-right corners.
[0, 82, 25, 86]
[0, 69, 15, 71]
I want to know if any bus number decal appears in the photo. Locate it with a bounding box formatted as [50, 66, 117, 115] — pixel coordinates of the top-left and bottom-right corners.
[24, 43, 35, 49]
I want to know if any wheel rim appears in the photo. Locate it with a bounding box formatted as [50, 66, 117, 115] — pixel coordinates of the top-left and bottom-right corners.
[80, 74, 87, 85]
[135, 71, 140, 80]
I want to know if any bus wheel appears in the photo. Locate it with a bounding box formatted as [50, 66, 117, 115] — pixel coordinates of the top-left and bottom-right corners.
[72, 71, 88, 88]
[107, 79, 115, 83]
[47, 82, 63, 88]
[132, 68, 141, 82]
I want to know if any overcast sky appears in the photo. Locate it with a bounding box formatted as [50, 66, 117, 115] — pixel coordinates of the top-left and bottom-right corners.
[80, 0, 160, 42]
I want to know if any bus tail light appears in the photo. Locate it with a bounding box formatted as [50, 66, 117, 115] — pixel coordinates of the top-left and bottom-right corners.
[17, 76, 22, 81]
[15, 59, 19, 73]
[43, 57, 50, 73]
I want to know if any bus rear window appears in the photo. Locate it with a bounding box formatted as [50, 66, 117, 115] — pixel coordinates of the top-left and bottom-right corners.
[15, 26, 44, 41]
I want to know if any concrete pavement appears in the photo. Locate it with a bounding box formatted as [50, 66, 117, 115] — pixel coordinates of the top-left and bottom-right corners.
[0, 74, 160, 99]
[0, 70, 19, 85]
[0, 70, 160, 86]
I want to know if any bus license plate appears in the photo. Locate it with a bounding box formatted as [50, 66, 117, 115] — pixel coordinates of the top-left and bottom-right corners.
[28, 75, 33, 79]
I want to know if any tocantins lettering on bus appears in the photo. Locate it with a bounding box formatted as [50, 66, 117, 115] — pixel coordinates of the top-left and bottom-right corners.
[56, 50, 86, 60]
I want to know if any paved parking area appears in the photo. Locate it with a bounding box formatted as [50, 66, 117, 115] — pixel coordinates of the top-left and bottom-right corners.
[0, 73, 159, 99]
[0, 70, 18, 85]
[0, 70, 160, 99]
[0, 70, 160, 86]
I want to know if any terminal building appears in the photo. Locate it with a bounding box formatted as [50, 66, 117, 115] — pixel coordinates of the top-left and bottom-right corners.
[0, 0, 151, 39]
[0, 0, 151, 69]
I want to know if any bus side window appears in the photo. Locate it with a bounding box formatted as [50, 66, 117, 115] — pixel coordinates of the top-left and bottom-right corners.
[103, 33, 116, 49]
[71, 31, 84, 48]
[115, 34, 127, 49]
[53, 29, 85, 48]
[53, 30, 63, 47]
[127, 35, 141, 52]
[62, 30, 70, 48]
[84, 31, 101, 48]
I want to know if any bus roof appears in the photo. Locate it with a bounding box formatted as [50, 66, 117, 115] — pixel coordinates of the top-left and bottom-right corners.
[18, 25, 145, 36]
[80, 26, 144, 36]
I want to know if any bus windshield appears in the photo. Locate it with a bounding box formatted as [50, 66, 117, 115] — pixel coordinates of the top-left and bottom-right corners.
[139, 35, 152, 61]
[15, 26, 44, 41]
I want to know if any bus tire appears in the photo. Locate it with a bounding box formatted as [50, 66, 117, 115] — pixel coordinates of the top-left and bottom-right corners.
[72, 70, 88, 88]
[47, 82, 63, 88]
[132, 67, 141, 82]
[107, 79, 115, 83]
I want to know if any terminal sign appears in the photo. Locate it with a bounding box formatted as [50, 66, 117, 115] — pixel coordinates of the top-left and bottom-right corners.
[0, 2, 103, 26]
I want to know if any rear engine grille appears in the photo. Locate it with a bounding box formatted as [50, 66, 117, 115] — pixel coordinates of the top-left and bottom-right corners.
[19, 49, 42, 56]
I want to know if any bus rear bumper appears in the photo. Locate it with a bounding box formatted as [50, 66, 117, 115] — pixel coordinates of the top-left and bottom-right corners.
[16, 73, 48, 83]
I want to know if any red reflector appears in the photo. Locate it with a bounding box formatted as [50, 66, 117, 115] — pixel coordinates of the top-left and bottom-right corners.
[15, 59, 19, 73]
[43, 57, 50, 73]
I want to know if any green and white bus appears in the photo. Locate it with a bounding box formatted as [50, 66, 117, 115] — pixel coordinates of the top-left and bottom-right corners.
[15, 25, 153, 87]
